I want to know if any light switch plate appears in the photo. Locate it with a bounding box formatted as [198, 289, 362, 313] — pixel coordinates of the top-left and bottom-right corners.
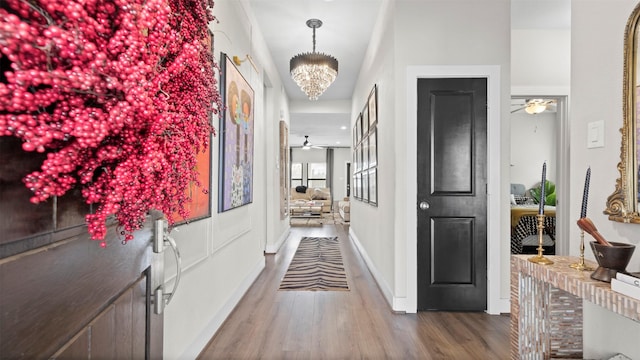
[587, 120, 605, 148]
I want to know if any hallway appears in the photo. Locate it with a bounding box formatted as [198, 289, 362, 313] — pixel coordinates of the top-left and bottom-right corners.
[198, 224, 510, 359]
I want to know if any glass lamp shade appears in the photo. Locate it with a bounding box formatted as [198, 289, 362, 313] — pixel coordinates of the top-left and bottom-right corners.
[290, 52, 338, 100]
[525, 103, 547, 114]
[524, 99, 548, 114]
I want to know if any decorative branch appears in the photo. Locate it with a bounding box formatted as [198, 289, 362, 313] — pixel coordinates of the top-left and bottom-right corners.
[0, 0, 223, 243]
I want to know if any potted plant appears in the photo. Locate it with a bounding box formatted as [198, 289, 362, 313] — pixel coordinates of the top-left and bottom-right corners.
[530, 180, 556, 206]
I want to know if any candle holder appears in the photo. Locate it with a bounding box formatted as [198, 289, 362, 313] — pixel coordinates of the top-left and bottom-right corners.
[528, 214, 554, 265]
[569, 230, 594, 271]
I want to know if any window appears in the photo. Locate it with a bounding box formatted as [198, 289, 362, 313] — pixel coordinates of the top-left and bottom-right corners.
[291, 162, 302, 188]
[307, 163, 326, 188]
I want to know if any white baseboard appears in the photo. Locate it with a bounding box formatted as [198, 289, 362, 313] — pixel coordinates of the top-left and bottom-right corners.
[265, 227, 290, 254]
[348, 228, 400, 311]
[349, 228, 508, 315]
[495, 298, 510, 314]
[180, 259, 265, 359]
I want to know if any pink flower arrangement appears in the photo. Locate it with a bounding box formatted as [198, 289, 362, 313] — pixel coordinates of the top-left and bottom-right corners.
[0, 0, 222, 243]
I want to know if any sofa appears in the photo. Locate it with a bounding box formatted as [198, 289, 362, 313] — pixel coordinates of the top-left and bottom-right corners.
[338, 198, 350, 222]
[290, 186, 332, 213]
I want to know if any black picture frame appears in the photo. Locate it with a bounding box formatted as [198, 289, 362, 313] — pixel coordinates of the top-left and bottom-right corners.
[362, 134, 369, 171]
[368, 84, 377, 128]
[352, 84, 379, 206]
[369, 129, 377, 168]
[368, 168, 377, 206]
[362, 103, 369, 136]
[356, 113, 362, 144]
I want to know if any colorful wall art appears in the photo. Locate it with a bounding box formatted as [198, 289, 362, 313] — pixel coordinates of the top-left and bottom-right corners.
[219, 53, 255, 212]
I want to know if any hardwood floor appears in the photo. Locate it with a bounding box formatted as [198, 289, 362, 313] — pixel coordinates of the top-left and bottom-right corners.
[198, 224, 511, 359]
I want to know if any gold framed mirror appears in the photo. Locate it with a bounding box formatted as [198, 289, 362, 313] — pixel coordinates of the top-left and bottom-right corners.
[604, 2, 640, 223]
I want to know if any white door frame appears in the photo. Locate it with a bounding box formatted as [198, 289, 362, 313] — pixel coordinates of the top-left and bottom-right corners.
[406, 65, 503, 314]
[511, 93, 570, 256]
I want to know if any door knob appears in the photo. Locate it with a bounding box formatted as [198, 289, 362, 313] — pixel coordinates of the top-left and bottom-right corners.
[419, 201, 430, 210]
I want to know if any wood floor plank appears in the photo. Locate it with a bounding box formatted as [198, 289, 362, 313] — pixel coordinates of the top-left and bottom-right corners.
[198, 224, 510, 359]
[282, 291, 315, 351]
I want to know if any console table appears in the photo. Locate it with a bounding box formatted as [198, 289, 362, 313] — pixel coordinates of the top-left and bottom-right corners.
[511, 255, 640, 359]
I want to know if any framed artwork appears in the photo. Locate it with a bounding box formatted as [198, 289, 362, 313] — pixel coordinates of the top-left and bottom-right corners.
[355, 144, 361, 172]
[368, 168, 377, 206]
[362, 135, 369, 170]
[362, 168, 369, 202]
[352, 174, 357, 199]
[362, 103, 369, 136]
[359, 145, 365, 172]
[174, 31, 214, 223]
[356, 113, 362, 145]
[352, 146, 357, 172]
[279, 121, 289, 219]
[218, 52, 255, 212]
[353, 123, 357, 147]
[369, 129, 377, 168]
[368, 84, 377, 128]
[352, 84, 379, 206]
[173, 141, 212, 224]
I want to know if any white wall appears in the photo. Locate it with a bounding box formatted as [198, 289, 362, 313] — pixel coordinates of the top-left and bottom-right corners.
[291, 148, 326, 164]
[349, 0, 398, 307]
[350, 0, 511, 312]
[571, 1, 640, 357]
[510, 111, 557, 191]
[511, 29, 571, 91]
[161, 1, 291, 358]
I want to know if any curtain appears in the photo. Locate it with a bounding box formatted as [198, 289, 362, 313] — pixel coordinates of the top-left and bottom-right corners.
[326, 148, 333, 191]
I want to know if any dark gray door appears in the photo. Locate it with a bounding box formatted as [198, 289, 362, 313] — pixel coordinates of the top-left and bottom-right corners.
[0, 136, 163, 359]
[416, 78, 488, 311]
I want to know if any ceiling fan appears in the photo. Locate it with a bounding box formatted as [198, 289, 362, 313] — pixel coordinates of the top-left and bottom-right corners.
[302, 135, 326, 150]
[511, 99, 557, 114]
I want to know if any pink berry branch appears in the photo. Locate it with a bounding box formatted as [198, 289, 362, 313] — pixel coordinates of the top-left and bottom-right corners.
[0, 0, 222, 243]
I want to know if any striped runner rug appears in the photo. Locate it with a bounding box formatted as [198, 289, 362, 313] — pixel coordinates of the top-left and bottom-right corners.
[279, 236, 349, 291]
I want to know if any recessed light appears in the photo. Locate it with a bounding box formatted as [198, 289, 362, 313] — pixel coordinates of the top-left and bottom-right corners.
[340, 126, 347, 130]
[336, 141, 341, 144]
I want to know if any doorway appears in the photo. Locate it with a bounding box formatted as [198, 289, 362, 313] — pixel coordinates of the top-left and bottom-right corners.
[510, 95, 569, 256]
[346, 162, 351, 197]
[406, 65, 502, 314]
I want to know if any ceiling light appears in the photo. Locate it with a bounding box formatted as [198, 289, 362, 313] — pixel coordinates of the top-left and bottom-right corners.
[302, 135, 311, 150]
[340, 126, 347, 130]
[524, 99, 548, 115]
[290, 19, 338, 101]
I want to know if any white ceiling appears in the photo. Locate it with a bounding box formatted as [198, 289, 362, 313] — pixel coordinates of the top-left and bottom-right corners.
[246, 0, 570, 148]
[248, 0, 382, 148]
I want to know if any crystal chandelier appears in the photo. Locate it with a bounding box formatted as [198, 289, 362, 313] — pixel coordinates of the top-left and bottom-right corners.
[290, 19, 338, 101]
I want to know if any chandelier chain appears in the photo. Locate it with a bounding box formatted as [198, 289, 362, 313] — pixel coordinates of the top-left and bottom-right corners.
[312, 27, 316, 52]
